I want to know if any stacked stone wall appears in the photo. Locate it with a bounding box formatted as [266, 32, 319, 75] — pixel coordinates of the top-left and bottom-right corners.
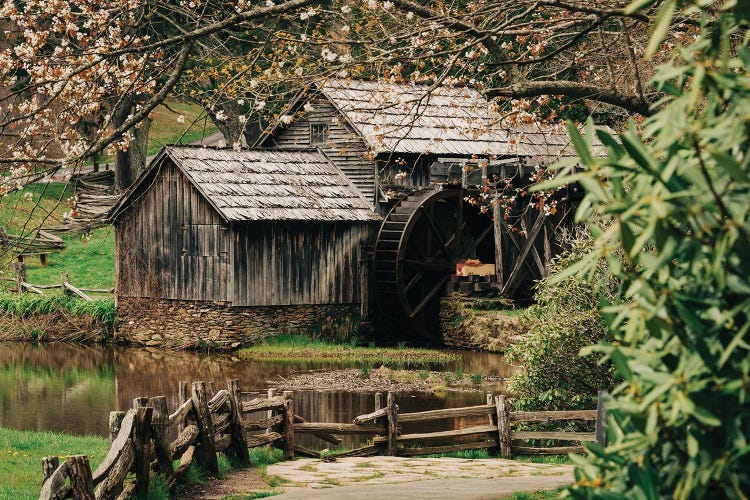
[116, 296, 361, 349]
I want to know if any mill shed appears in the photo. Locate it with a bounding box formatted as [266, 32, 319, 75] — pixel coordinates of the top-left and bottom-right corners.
[109, 146, 380, 348]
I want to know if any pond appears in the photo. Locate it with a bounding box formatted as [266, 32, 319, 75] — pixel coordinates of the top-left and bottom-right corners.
[0, 343, 515, 449]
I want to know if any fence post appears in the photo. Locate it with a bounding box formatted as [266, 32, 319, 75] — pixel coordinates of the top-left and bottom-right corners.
[282, 391, 295, 460]
[266, 388, 276, 435]
[595, 390, 608, 447]
[133, 402, 153, 498]
[374, 392, 383, 411]
[108, 411, 125, 444]
[15, 262, 25, 293]
[192, 381, 219, 476]
[386, 391, 398, 456]
[495, 395, 512, 459]
[178, 381, 190, 433]
[41, 456, 59, 484]
[228, 379, 250, 463]
[67, 455, 94, 500]
[150, 396, 174, 481]
[486, 393, 494, 426]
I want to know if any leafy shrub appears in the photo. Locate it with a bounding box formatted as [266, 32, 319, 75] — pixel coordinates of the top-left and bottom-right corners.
[506, 226, 616, 411]
[542, 3, 750, 497]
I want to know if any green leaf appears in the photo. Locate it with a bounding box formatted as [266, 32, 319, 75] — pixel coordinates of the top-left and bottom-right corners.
[645, 0, 677, 58]
[567, 121, 594, 166]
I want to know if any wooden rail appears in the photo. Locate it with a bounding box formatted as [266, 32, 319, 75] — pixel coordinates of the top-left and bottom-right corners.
[39, 380, 607, 499]
[6, 265, 113, 298]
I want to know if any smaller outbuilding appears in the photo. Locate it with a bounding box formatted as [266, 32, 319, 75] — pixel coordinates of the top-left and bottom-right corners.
[109, 146, 380, 348]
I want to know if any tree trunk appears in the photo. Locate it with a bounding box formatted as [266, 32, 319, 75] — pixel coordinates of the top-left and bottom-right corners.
[113, 96, 152, 192]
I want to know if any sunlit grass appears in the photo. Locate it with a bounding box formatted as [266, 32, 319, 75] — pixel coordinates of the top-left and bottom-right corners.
[0, 427, 109, 500]
[239, 335, 457, 366]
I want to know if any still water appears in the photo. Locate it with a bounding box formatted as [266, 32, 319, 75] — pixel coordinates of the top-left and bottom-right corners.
[0, 343, 513, 447]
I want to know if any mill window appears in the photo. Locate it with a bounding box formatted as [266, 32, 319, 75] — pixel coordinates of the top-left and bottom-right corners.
[310, 123, 329, 145]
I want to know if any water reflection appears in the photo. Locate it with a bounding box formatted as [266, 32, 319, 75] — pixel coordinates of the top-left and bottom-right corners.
[0, 342, 514, 443]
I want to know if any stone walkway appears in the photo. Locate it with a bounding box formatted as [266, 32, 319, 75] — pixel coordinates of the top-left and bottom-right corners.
[266, 456, 573, 499]
[188, 456, 574, 499]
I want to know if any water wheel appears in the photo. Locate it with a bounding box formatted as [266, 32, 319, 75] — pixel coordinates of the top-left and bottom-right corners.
[373, 186, 495, 341]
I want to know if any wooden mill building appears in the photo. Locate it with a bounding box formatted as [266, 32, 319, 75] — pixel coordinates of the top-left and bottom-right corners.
[112, 79, 595, 347]
[110, 147, 380, 348]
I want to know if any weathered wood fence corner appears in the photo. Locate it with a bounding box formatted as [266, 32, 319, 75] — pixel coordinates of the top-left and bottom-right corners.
[39, 381, 607, 499]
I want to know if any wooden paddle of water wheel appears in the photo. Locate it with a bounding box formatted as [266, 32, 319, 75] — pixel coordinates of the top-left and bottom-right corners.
[373, 186, 495, 341]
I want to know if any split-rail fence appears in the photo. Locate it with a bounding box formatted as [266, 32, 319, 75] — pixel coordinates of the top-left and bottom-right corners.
[39, 380, 606, 499]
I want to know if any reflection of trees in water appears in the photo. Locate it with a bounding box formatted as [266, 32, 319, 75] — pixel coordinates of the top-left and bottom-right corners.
[0, 343, 116, 436]
[0, 343, 511, 440]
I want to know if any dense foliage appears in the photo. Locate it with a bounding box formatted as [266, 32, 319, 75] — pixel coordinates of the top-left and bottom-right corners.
[507, 227, 616, 411]
[538, 1, 750, 497]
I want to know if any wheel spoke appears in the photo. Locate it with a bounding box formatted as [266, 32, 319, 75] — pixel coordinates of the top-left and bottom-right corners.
[418, 206, 453, 261]
[409, 275, 451, 319]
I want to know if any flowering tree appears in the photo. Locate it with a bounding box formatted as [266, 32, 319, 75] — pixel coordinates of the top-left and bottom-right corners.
[0, 0, 703, 197]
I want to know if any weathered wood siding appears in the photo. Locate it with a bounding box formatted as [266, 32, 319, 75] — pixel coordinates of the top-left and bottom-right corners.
[232, 221, 374, 306]
[115, 161, 231, 302]
[265, 97, 377, 204]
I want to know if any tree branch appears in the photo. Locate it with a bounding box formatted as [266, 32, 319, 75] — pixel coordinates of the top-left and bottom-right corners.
[486, 81, 653, 116]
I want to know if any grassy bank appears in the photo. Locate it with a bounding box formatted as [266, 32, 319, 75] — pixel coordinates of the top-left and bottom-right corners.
[0, 427, 109, 499]
[239, 335, 457, 366]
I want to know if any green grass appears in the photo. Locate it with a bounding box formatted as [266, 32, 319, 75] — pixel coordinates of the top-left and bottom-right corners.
[514, 455, 573, 465]
[0, 293, 115, 326]
[146, 100, 219, 156]
[0, 182, 71, 233]
[505, 489, 564, 499]
[0, 427, 109, 500]
[239, 335, 456, 366]
[424, 449, 492, 459]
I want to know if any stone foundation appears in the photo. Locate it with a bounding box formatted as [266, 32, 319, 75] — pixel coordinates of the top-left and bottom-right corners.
[116, 297, 361, 349]
[440, 294, 526, 352]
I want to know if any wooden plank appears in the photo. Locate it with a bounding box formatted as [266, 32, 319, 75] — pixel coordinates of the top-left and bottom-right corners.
[496, 395, 512, 459]
[92, 409, 135, 486]
[375, 425, 498, 444]
[169, 399, 194, 429]
[191, 381, 219, 476]
[295, 422, 386, 435]
[399, 404, 495, 423]
[513, 446, 585, 455]
[331, 444, 383, 458]
[282, 391, 295, 460]
[227, 380, 250, 463]
[386, 392, 398, 456]
[512, 431, 596, 441]
[243, 415, 284, 432]
[94, 440, 134, 500]
[595, 390, 608, 447]
[67, 455, 94, 500]
[208, 390, 229, 414]
[133, 406, 153, 498]
[245, 432, 283, 448]
[108, 411, 125, 444]
[510, 410, 597, 423]
[39, 461, 70, 500]
[397, 440, 496, 457]
[242, 396, 285, 413]
[352, 407, 387, 424]
[171, 425, 199, 461]
[214, 434, 232, 453]
[150, 396, 174, 482]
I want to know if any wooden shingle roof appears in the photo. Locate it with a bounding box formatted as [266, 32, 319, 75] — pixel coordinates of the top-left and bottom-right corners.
[111, 146, 380, 223]
[319, 79, 508, 156]
[260, 79, 607, 163]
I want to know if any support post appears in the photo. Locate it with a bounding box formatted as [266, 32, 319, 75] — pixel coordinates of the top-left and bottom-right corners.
[41, 456, 59, 484]
[178, 381, 189, 433]
[150, 396, 174, 481]
[266, 388, 276, 435]
[374, 392, 383, 411]
[487, 393, 494, 426]
[282, 391, 295, 460]
[108, 411, 125, 444]
[595, 390, 608, 447]
[495, 395, 512, 459]
[227, 379, 250, 463]
[191, 381, 219, 476]
[15, 262, 25, 293]
[133, 405, 153, 498]
[67, 455, 94, 500]
[386, 392, 398, 456]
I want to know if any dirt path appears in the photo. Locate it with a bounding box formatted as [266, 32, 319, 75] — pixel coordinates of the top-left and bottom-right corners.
[188, 456, 573, 499]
